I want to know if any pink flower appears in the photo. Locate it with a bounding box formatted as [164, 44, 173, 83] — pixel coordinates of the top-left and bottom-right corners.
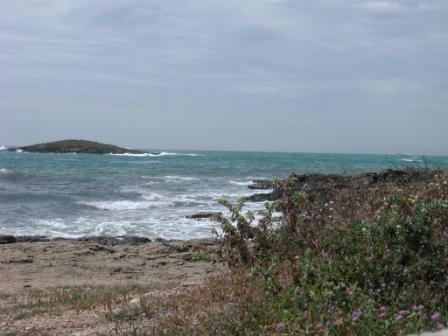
[315, 322, 323, 330]
[352, 309, 362, 321]
[276, 322, 286, 333]
[436, 323, 445, 330]
[399, 310, 409, 316]
[431, 312, 442, 321]
[379, 306, 386, 313]
[396, 314, 404, 321]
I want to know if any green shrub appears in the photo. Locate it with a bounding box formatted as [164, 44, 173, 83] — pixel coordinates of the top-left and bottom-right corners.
[210, 174, 448, 335]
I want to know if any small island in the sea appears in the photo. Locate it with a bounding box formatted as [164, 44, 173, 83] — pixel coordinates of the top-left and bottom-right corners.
[17, 139, 157, 155]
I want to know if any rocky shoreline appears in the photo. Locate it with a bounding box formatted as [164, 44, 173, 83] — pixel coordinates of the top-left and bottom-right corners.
[0, 168, 446, 335]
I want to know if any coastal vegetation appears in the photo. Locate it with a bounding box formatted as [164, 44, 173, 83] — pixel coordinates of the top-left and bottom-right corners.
[0, 169, 446, 335]
[150, 169, 448, 335]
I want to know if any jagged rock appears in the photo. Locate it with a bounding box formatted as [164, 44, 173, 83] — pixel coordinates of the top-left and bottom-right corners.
[244, 169, 437, 203]
[186, 212, 222, 219]
[248, 179, 274, 190]
[0, 235, 16, 244]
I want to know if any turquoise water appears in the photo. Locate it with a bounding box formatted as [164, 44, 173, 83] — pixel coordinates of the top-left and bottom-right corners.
[1, 149, 447, 239]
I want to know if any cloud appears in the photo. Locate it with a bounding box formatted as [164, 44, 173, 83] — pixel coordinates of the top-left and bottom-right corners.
[0, 0, 447, 153]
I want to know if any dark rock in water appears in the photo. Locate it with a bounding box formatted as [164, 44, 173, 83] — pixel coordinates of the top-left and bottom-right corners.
[244, 169, 437, 203]
[244, 189, 282, 202]
[248, 179, 274, 190]
[0, 235, 17, 244]
[186, 212, 222, 219]
[19, 139, 157, 155]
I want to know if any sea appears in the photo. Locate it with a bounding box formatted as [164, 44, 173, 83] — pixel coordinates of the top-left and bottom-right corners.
[1, 148, 447, 239]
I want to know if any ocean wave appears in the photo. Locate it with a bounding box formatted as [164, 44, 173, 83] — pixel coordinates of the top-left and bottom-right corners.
[79, 199, 174, 211]
[0, 168, 13, 175]
[399, 158, 423, 163]
[110, 152, 163, 157]
[230, 180, 254, 186]
[110, 152, 203, 157]
[164, 175, 200, 182]
[0, 145, 7, 151]
[79, 192, 175, 211]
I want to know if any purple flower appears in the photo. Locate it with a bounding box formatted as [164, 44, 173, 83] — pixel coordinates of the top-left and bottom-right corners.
[436, 323, 445, 331]
[399, 310, 409, 316]
[396, 314, 404, 321]
[431, 312, 442, 321]
[315, 322, 323, 330]
[379, 306, 386, 313]
[352, 309, 362, 321]
[276, 322, 286, 333]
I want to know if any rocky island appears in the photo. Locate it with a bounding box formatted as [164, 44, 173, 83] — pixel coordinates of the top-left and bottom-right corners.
[18, 139, 156, 155]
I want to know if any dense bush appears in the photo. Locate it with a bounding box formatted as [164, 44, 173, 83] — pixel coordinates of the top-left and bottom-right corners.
[153, 170, 448, 335]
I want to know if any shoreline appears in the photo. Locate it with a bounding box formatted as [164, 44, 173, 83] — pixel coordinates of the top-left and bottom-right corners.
[1, 168, 447, 335]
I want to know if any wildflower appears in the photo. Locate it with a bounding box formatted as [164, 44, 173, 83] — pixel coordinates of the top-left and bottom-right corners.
[436, 323, 445, 330]
[399, 310, 409, 316]
[315, 322, 323, 330]
[379, 306, 386, 313]
[431, 312, 442, 321]
[396, 314, 404, 321]
[411, 304, 424, 311]
[276, 322, 286, 333]
[352, 309, 362, 321]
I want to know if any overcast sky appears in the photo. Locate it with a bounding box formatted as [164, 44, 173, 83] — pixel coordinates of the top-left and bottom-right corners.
[1, 0, 447, 154]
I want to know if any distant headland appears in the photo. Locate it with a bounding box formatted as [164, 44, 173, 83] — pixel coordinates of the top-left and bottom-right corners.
[10, 139, 157, 155]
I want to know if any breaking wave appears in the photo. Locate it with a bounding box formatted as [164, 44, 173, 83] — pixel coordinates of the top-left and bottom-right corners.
[0, 168, 13, 175]
[110, 152, 203, 157]
[230, 180, 254, 186]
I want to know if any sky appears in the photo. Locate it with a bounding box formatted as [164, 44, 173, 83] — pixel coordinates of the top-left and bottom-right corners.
[0, 0, 447, 154]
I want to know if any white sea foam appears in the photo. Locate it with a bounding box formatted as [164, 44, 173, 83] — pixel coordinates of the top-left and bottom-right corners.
[399, 158, 423, 162]
[79, 192, 175, 211]
[164, 175, 200, 182]
[16, 149, 23, 153]
[0, 168, 12, 175]
[110, 152, 162, 157]
[230, 180, 254, 186]
[110, 152, 202, 157]
[0, 145, 7, 151]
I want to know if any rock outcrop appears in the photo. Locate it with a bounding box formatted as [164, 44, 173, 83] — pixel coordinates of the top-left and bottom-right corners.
[19, 139, 153, 155]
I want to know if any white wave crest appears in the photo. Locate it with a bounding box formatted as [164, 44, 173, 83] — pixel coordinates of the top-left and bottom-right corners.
[0, 168, 13, 175]
[80, 199, 174, 211]
[79, 192, 175, 211]
[16, 149, 23, 153]
[0, 145, 7, 151]
[110, 152, 202, 157]
[110, 152, 162, 157]
[399, 158, 423, 162]
[230, 180, 253, 186]
[164, 175, 199, 182]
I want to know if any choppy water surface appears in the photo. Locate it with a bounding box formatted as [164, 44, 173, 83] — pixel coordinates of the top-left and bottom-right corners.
[1, 149, 447, 239]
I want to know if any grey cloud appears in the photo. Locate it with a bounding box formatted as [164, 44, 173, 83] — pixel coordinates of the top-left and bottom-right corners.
[0, 0, 447, 154]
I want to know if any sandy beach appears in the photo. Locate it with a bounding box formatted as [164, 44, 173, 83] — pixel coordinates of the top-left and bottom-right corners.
[0, 238, 222, 335]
